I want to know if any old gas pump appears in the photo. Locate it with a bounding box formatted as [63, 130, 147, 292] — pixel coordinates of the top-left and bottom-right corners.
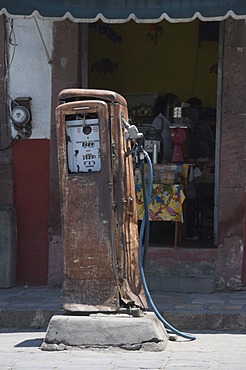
[55, 89, 147, 313]
[42, 89, 194, 351]
[40, 89, 169, 351]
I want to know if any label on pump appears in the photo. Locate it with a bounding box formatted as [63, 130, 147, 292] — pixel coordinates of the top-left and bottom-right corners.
[65, 118, 101, 173]
[145, 139, 161, 153]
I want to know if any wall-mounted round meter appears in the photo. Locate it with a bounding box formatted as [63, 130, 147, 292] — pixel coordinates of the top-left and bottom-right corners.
[10, 105, 30, 127]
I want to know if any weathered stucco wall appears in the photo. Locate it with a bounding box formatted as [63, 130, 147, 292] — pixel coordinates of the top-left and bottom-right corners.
[215, 18, 246, 290]
[0, 15, 14, 207]
[2, 16, 245, 289]
[8, 18, 53, 139]
[6, 18, 53, 285]
[48, 20, 80, 286]
[0, 16, 16, 287]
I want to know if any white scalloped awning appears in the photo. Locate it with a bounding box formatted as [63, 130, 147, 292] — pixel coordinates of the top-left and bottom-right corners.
[0, 0, 246, 23]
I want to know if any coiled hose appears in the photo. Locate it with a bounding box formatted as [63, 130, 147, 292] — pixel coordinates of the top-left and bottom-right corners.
[138, 151, 196, 341]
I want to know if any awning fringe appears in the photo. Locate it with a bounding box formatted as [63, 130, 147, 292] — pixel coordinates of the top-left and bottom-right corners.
[0, 8, 245, 24]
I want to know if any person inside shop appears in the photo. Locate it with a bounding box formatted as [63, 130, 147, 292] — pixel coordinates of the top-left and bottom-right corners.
[151, 92, 180, 163]
[186, 97, 215, 160]
[186, 165, 202, 240]
[185, 97, 215, 241]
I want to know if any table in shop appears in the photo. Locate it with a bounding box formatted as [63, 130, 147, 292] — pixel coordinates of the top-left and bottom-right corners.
[135, 183, 185, 247]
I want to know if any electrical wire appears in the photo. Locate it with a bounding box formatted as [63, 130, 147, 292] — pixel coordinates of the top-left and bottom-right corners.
[0, 134, 20, 151]
[34, 17, 52, 64]
[140, 156, 150, 270]
[4, 18, 18, 129]
[138, 151, 196, 341]
[5, 18, 17, 88]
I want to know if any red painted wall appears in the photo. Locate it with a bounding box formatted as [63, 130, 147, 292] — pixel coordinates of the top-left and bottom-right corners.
[12, 139, 50, 285]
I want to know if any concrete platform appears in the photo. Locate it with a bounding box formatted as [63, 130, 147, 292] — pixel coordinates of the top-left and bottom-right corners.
[41, 312, 168, 352]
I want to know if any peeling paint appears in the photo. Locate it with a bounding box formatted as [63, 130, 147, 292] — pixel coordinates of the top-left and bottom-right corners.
[236, 47, 246, 52]
[60, 57, 67, 67]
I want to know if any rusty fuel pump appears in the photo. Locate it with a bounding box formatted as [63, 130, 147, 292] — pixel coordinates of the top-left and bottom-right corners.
[42, 89, 195, 351]
[55, 88, 147, 313]
[41, 89, 169, 351]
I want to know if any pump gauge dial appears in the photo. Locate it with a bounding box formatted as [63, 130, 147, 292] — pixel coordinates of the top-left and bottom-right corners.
[10, 106, 30, 127]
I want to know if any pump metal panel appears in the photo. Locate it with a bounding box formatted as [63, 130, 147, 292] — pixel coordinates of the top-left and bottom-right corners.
[56, 100, 119, 311]
[109, 101, 147, 309]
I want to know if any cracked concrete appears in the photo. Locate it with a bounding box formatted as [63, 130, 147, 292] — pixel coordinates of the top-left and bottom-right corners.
[41, 312, 168, 352]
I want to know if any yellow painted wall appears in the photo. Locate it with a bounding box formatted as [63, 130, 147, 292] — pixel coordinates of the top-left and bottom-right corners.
[88, 20, 218, 108]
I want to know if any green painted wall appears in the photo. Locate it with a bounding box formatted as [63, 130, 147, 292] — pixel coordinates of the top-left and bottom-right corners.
[88, 20, 218, 108]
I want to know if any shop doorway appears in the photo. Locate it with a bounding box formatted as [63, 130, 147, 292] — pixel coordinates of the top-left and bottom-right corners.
[88, 19, 219, 249]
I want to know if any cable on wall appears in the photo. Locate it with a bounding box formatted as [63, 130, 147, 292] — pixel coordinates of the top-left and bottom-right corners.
[34, 17, 52, 64]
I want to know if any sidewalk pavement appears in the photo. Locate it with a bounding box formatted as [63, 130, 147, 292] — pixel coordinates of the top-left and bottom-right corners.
[0, 286, 246, 332]
[1, 331, 246, 369]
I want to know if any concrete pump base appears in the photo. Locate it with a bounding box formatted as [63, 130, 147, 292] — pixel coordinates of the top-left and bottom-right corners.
[41, 312, 168, 352]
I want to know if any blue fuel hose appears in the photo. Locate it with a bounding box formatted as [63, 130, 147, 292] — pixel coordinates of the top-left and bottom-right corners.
[138, 151, 196, 341]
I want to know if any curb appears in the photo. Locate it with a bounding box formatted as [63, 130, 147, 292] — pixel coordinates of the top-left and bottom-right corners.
[1, 308, 246, 332]
[0, 309, 63, 330]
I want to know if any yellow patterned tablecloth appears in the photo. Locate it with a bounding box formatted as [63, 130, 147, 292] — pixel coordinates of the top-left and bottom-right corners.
[135, 183, 185, 222]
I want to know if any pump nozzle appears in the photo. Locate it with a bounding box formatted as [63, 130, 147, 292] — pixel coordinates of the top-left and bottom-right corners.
[122, 118, 143, 140]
